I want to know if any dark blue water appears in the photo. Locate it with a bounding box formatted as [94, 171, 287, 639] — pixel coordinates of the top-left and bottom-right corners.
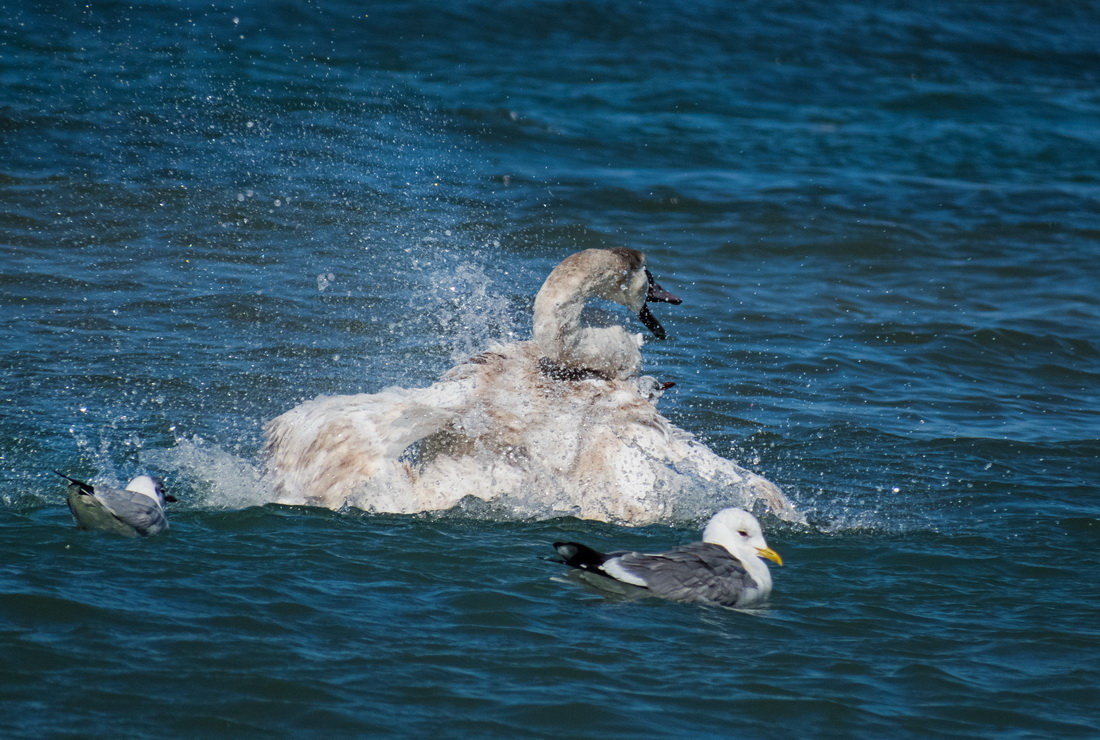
[2, 1, 1099, 736]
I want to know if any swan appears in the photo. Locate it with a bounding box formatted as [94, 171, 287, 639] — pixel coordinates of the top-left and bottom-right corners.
[263, 248, 801, 524]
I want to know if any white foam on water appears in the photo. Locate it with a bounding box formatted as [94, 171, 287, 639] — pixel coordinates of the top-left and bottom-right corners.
[140, 436, 269, 511]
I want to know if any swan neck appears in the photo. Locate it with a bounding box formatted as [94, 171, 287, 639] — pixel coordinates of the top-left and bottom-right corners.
[532, 269, 593, 355]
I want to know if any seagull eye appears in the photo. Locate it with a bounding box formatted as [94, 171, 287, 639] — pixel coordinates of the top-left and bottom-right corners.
[738, 530, 749, 537]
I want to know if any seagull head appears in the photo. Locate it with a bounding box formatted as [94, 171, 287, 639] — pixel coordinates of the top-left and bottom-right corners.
[702, 508, 783, 566]
[124, 475, 176, 506]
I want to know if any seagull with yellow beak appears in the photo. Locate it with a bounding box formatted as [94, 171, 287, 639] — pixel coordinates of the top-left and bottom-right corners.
[553, 508, 783, 607]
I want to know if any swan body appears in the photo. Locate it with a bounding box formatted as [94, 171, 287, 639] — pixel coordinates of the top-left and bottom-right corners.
[264, 248, 801, 524]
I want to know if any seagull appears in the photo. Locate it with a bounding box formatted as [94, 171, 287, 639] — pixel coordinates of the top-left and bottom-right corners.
[553, 508, 783, 607]
[55, 471, 176, 538]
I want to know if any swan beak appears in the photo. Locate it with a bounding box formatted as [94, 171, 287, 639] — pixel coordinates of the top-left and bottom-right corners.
[638, 305, 668, 340]
[756, 547, 784, 566]
[644, 269, 682, 305]
[639, 269, 682, 340]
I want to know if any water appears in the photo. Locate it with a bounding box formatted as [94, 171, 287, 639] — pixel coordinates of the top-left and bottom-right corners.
[2, 0, 1099, 736]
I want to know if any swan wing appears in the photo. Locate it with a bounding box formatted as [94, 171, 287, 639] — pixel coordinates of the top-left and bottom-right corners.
[264, 375, 476, 509]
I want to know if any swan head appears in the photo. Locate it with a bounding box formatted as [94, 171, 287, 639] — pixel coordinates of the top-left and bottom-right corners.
[532, 248, 683, 378]
[597, 247, 651, 313]
[534, 248, 682, 341]
[600, 248, 682, 339]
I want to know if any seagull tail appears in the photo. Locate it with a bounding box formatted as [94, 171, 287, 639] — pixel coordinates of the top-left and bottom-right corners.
[553, 541, 611, 570]
[53, 470, 93, 495]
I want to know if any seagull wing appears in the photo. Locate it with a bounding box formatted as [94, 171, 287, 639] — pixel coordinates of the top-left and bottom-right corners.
[608, 543, 757, 606]
[92, 488, 169, 537]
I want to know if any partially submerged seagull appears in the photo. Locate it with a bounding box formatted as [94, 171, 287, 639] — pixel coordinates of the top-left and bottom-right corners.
[265, 248, 802, 524]
[553, 508, 783, 607]
[55, 471, 175, 538]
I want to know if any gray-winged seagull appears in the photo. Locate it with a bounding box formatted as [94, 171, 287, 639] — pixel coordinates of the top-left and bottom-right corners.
[55, 471, 175, 538]
[553, 507, 783, 607]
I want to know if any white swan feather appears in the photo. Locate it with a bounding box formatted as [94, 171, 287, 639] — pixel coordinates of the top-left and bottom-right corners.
[263, 248, 801, 524]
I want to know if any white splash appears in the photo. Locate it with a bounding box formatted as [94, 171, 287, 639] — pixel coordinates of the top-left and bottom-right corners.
[141, 436, 268, 510]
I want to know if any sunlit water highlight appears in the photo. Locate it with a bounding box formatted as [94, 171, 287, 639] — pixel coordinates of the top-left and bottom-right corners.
[2, 1, 1098, 736]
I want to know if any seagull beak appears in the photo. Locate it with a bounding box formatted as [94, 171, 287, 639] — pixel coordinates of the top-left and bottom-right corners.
[756, 547, 784, 566]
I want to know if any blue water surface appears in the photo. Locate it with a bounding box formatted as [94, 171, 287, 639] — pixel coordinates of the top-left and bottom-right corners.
[2, 1, 1098, 737]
